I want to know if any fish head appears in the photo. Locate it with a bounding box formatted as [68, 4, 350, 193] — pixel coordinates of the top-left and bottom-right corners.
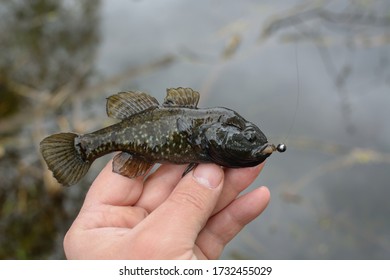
[202, 119, 275, 167]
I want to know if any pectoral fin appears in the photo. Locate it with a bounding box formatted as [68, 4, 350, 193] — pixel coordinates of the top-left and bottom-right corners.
[163, 87, 200, 108]
[112, 152, 152, 178]
[182, 163, 198, 177]
[106, 91, 159, 120]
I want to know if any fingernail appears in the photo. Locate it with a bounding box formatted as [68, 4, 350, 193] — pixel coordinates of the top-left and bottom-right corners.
[193, 164, 223, 189]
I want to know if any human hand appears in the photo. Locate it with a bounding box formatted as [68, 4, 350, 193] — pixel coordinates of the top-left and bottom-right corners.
[63, 161, 270, 259]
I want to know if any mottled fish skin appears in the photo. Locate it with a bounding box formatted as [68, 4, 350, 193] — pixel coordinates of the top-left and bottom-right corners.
[75, 107, 244, 164]
[76, 108, 202, 163]
[40, 87, 283, 186]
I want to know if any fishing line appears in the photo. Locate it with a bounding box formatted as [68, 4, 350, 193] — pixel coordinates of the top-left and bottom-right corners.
[283, 43, 301, 146]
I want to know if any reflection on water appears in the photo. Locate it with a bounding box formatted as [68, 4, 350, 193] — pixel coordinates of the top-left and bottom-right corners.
[1, 0, 389, 259]
[0, 0, 100, 259]
[0, 0, 99, 91]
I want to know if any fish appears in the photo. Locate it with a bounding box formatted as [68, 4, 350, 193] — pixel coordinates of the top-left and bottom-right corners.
[40, 87, 286, 186]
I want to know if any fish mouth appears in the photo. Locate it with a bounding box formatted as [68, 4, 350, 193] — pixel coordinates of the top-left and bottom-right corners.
[253, 143, 277, 157]
[255, 142, 287, 156]
[261, 143, 277, 155]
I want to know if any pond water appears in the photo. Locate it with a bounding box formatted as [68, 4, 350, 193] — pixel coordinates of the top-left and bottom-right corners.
[0, 0, 389, 259]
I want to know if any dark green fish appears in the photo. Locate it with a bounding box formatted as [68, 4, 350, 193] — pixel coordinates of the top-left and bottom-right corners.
[40, 87, 286, 186]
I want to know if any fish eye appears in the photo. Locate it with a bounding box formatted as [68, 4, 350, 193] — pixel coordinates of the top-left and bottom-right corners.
[243, 128, 256, 142]
[226, 123, 241, 130]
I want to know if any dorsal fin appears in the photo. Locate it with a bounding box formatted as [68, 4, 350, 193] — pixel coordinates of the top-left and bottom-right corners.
[163, 87, 200, 108]
[106, 91, 159, 120]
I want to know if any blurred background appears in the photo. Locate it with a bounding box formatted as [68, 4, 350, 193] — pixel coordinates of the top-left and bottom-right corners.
[0, 0, 389, 259]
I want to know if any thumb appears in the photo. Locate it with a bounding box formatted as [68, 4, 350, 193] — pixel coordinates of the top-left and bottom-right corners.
[146, 163, 224, 242]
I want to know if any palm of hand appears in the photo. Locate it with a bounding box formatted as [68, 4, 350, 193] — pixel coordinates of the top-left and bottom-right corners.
[64, 162, 270, 259]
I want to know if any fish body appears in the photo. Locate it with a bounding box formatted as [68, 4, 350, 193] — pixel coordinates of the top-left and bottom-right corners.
[40, 88, 285, 186]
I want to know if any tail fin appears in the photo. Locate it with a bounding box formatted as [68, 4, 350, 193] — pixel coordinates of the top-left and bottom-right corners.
[40, 133, 91, 186]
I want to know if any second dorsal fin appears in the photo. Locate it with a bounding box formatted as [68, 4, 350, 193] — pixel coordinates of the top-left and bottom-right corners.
[163, 87, 200, 108]
[106, 91, 159, 120]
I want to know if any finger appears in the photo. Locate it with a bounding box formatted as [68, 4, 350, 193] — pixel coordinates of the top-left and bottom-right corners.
[72, 160, 150, 230]
[83, 160, 147, 208]
[196, 186, 270, 259]
[136, 164, 187, 212]
[212, 163, 265, 214]
[71, 204, 148, 230]
[134, 164, 224, 248]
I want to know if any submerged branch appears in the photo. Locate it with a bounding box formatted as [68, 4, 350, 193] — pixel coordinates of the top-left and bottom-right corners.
[0, 55, 175, 136]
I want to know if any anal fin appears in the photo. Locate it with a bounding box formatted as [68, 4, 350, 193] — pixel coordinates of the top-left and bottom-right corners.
[112, 152, 152, 178]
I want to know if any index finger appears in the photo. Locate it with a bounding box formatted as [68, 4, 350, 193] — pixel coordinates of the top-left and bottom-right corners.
[83, 160, 147, 207]
[213, 163, 265, 214]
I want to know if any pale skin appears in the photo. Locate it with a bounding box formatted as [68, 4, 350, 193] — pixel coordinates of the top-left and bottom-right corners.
[63, 161, 270, 259]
